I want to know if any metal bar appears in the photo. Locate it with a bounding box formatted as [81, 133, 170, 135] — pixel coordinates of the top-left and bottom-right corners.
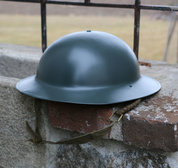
[46, 1, 134, 9]
[1, 0, 40, 2]
[133, 0, 141, 59]
[41, 0, 47, 52]
[2, 0, 178, 11]
[177, 27, 178, 63]
[140, 5, 178, 11]
[163, 15, 177, 61]
[85, 0, 90, 4]
[1, 0, 134, 8]
[177, 22, 178, 63]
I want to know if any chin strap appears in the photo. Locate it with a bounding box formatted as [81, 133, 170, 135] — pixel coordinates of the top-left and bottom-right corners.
[25, 99, 141, 145]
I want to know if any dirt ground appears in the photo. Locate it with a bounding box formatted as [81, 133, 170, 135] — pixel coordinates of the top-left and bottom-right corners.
[0, 0, 177, 16]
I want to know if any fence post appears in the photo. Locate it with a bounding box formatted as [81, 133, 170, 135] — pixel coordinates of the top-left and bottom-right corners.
[133, 0, 141, 59]
[41, 0, 47, 52]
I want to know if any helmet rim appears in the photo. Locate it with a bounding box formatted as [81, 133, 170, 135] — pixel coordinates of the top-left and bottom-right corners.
[16, 74, 161, 105]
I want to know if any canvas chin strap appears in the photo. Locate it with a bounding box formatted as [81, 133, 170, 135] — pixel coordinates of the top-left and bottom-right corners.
[25, 98, 141, 145]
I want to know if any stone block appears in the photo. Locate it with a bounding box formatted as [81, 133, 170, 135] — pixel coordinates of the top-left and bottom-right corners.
[0, 43, 41, 78]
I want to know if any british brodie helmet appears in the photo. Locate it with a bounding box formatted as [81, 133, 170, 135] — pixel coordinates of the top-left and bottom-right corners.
[16, 31, 161, 104]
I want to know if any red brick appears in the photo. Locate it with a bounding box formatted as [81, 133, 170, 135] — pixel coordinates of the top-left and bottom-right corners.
[122, 95, 178, 152]
[48, 101, 113, 134]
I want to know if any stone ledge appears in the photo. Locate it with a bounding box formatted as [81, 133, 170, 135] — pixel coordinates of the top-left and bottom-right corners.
[0, 43, 41, 78]
[0, 42, 42, 59]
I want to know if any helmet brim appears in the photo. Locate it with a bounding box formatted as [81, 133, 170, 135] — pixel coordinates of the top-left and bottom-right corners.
[16, 74, 161, 105]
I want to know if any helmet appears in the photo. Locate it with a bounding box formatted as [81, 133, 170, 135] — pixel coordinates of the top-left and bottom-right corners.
[16, 31, 161, 104]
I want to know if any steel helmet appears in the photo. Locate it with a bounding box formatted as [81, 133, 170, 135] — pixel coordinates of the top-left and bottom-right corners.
[16, 30, 161, 104]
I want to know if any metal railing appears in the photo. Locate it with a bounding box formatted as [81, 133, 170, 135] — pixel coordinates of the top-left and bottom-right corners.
[2, 0, 178, 59]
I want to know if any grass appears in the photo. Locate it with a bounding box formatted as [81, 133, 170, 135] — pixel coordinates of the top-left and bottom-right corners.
[0, 14, 177, 63]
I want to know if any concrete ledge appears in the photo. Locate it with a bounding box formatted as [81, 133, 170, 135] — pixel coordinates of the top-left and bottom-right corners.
[0, 76, 46, 167]
[0, 43, 41, 78]
[1, 75, 178, 168]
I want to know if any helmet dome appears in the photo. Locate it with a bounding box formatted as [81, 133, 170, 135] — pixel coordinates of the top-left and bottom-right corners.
[16, 31, 161, 104]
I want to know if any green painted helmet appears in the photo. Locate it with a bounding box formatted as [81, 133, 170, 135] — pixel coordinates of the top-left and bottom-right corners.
[16, 31, 161, 104]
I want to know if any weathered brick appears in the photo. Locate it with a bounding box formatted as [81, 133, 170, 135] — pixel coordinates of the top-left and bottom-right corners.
[48, 101, 113, 134]
[122, 94, 178, 152]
